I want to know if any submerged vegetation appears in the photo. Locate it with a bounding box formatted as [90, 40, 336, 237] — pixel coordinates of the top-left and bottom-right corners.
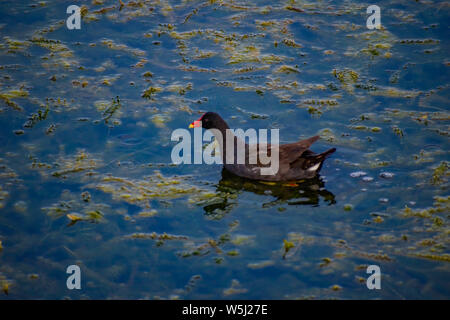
[94, 171, 215, 209]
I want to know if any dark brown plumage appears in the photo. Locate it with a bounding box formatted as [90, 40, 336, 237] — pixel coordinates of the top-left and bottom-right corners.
[190, 112, 336, 181]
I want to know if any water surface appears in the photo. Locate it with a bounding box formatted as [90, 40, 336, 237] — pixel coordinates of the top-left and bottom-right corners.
[0, 0, 449, 299]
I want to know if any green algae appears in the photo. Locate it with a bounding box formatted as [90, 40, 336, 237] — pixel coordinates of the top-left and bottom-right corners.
[142, 71, 153, 78]
[353, 251, 392, 262]
[431, 162, 448, 185]
[247, 260, 275, 269]
[42, 189, 111, 227]
[402, 196, 449, 219]
[282, 38, 302, 48]
[373, 216, 384, 223]
[95, 171, 216, 211]
[370, 87, 419, 98]
[398, 39, 440, 45]
[371, 127, 382, 133]
[227, 250, 240, 256]
[137, 210, 157, 218]
[0, 88, 29, 111]
[223, 279, 248, 297]
[275, 65, 300, 74]
[333, 68, 359, 84]
[30, 150, 101, 179]
[301, 99, 339, 106]
[101, 96, 121, 125]
[348, 125, 382, 133]
[30, 37, 72, 54]
[330, 285, 342, 291]
[126, 232, 188, 241]
[319, 257, 332, 267]
[333, 68, 359, 93]
[399, 195, 449, 261]
[282, 239, 295, 259]
[1, 280, 10, 295]
[66, 209, 103, 225]
[318, 128, 337, 143]
[414, 253, 450, 262]
[2, 37, 30, 53]
[150, 114, 170, 128]
[392, 126, 404, 137]
[52, 152, 100, 178]
[360, 43, 392, 58]
[178, 224, 244, 260]
[166, 82, 193, 95]
[142, 86, 163, 100]
[86, 210, 103, 221]
[23, 104, 50, 129]
[231, 234, 254, 246]
[233, 65, 269, 74]
[28, 36, 78, 68]
[42, 201, 74, 218]
[343, 204, 353, 211]
[100, 38, 145, 57]
[298, 98, 338, 117]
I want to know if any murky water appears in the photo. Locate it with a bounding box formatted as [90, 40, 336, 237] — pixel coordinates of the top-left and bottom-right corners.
[0, 0, 449, 299]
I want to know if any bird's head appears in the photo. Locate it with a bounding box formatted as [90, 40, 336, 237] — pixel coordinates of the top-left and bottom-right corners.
[189, 112, 223, 130]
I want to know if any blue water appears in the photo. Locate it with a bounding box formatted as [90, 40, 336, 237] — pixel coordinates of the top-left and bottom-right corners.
[0, 0, 449, 299]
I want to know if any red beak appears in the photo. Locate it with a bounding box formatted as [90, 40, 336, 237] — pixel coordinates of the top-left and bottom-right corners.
[188, 120, 202, 128]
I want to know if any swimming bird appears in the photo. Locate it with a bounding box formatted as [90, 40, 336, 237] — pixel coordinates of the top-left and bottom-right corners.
[189, 112, 336, 181]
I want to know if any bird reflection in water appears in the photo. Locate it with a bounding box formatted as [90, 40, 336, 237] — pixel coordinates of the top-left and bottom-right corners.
[201, 168, 336, 218]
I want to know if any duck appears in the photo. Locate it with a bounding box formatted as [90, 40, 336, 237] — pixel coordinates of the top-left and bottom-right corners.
[189, 112, 336, 181]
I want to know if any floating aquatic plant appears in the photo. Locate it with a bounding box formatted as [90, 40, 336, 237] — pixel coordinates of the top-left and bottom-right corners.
[101, 96, 121, 125]
[0, 88, 29, 111]
[142, 86, 163, 100]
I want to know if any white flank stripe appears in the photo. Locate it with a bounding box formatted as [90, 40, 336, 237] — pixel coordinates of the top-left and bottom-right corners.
[307, 163, 320, 171]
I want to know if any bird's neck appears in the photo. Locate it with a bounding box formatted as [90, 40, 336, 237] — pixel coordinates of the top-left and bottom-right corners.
[209, 123, 247, 164]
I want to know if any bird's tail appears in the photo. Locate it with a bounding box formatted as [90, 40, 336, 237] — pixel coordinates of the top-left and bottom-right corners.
[319, 147, 337, 159]
[303, 147, 336, 172]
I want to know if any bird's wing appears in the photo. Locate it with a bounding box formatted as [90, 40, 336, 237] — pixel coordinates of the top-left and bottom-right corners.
[274, 135, 320, 165]
[246, 136, 319, 168]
